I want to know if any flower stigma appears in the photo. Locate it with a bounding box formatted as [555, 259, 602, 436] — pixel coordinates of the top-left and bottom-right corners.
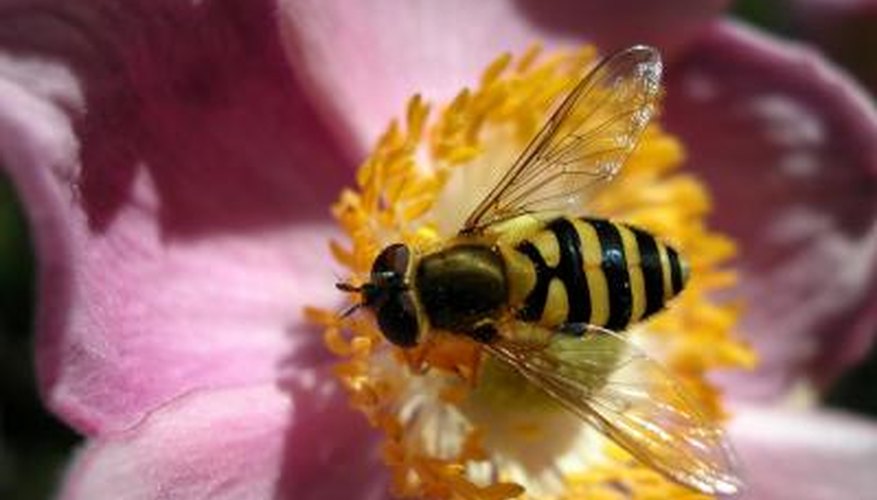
[307, 45, 756, 499]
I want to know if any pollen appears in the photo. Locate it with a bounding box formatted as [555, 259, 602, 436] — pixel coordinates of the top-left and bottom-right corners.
[309, 44, 755, 498]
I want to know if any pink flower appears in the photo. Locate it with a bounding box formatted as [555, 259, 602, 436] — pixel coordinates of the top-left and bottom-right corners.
[0, 1, 875, 498]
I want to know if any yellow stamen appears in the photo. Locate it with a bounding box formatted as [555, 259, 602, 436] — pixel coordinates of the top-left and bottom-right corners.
[309, 44, 755, 498]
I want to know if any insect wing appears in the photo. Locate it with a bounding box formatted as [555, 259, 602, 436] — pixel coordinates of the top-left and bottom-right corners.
[463, 46, 662, 232]
[485, 326, 743, 495]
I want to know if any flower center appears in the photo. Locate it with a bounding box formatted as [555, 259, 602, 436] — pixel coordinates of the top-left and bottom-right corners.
[307, 44, 755, 499]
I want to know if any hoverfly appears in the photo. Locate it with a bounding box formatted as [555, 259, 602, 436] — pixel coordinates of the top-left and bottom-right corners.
[338, 46, 743, 495]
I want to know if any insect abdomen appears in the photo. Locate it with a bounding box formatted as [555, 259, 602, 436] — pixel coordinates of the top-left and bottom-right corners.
[510, 217, 688, 331]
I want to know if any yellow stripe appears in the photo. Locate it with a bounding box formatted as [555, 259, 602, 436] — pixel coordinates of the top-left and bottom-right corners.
[657, 242, 674, 301]
[489, 214, 547, 247]
[498, 245, 537, 309]
[618, 224, 646, 323]
[542, 278, 569, 326]
[529, 228, 560, 267]
[573, 219, 609, 327]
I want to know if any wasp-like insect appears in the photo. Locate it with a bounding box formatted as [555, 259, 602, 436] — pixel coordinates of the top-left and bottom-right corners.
[338, 46, 742, 495]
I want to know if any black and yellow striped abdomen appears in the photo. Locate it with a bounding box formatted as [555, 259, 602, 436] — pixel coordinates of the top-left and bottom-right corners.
[504, 216, 689, 332]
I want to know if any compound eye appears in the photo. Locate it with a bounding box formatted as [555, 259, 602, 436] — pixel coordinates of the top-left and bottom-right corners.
[371, 243, 410, 278]
[377, 291, 420, 348]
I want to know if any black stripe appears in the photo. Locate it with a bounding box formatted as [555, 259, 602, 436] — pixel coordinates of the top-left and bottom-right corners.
[631, 226, 664, 318]
[516, 241, 550, 322]
[586, 218, 632, 331]
[547, 218, 590, 324]
[668, 246, 683, 295]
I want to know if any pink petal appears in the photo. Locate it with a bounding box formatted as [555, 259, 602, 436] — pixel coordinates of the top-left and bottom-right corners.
[60, 382, 388, 500]
[278, 0, 728, 154]
[663, 21, 877, 398]
[0, 2, 354, 433]
[730, 405, 877, 500]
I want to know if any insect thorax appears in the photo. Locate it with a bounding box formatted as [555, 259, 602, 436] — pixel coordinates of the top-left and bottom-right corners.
[415, 244, 508, 335]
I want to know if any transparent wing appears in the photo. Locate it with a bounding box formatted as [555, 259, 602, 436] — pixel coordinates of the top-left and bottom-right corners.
[484, 325, 743, 495]
[463, 46, 662, 233]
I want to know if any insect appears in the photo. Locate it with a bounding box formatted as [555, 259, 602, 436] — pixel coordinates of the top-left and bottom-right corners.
[337, 46, 743, 495]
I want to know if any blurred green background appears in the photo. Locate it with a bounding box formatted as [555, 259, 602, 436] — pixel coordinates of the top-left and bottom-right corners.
[1, 1, 876, 498]
[1, 179, 79, 499]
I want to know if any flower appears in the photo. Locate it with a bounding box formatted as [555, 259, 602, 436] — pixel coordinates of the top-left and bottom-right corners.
[0, 1, 875, 499]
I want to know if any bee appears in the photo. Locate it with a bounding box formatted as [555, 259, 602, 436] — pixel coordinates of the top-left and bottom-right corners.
[337, 46, 742, 495]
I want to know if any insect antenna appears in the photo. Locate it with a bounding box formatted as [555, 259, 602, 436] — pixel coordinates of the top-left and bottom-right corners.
[335, 282, 366, 319]
[339, 302, 363, 318]
[335, 282, 362, 293]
